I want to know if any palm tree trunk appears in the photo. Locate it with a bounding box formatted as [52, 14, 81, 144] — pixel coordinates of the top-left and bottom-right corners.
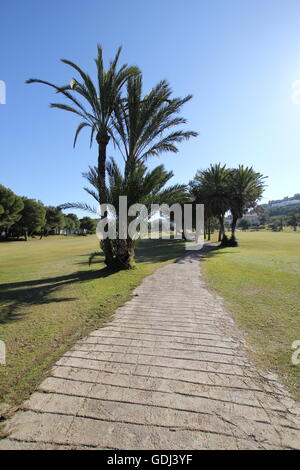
[231, 216, 238, 238]
[97, 131, 110, 201]
[97, 133, 137, 271]
[218, 216, 225, 241]
[97, 131, 119, 269]
[114, 239, 136, 269]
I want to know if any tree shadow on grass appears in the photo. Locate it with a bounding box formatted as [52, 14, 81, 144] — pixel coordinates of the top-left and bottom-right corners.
[135, 238, 185, 263]
[0, 238, 195, 324]
[0, 266, 113, 325]
[74, 239, 186, 266]
[194, 243, 237, 263]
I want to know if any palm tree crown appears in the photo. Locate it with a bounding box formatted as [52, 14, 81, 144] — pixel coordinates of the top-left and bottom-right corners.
[113, 75, 198, 176]
[190, 163, 266, 245]
[27, 46, 139, 148]
[228, 165, 266, 239]
[27, 46, 140, 206]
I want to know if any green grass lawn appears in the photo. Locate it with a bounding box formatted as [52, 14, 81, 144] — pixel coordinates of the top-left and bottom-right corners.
[202, 231, 300, 400]
[0, 235, 184, 411]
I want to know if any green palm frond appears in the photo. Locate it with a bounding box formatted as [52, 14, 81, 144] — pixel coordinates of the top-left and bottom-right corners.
[49, 103, 92, 122]
[27, 48, 140, 149]
[228, 165, 267, 218]
[26, 78, 92, 118]
[83, 187, 100, 203]
[73, 122, 91, 148]
[59, 202, 98, 215]
[113, 75, 198, 168]
[191, 163, 231, 217]
[82, 159, 188, 210]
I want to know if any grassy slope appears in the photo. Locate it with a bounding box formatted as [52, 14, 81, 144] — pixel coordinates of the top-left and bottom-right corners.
[202, 231, 300, 400]
[0, 235, 184, 408]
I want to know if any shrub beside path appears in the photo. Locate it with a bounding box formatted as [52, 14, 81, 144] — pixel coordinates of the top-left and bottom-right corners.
[1, 247, 300, 449]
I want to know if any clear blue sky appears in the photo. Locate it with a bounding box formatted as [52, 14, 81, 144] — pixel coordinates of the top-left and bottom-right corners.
[1, 0, 300, 216]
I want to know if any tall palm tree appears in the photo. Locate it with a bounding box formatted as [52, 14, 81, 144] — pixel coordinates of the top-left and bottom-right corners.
[27, 46, 139, 266]
[28, 52, 197, 268]
[191, 164, 230, 241]
[228, 166, 266, 243]
[108, 74, 197, 266]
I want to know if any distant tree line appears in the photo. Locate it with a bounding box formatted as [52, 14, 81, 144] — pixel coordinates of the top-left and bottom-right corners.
[259, 202, 300, 217]
[239, 212, 300, 232]
[0, 184, 98, 241]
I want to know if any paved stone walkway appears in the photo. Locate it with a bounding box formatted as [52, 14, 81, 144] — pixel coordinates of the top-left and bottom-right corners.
[1, 249, 300, 449]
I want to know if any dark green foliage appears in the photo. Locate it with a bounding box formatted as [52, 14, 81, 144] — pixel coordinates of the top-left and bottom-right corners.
[0, 188, 90, 240]
[14, 198, 46, 240]
[268, 218, 284, 232]
[0, 184, 24, 230]
[238, 218, 251, 230]
[45, 206, 66, 233]
[80, 217, 97, 234]
[64, 213, 80, 233]
[287, 214, 298, 231]
[258, 212, 269, 226]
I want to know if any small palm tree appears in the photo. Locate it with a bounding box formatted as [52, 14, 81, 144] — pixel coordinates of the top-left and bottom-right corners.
[228, 166, 266, 244]
[191, 164, 230, 241]
[63, 160, 189, 269]
[27, 46, 139, 266]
